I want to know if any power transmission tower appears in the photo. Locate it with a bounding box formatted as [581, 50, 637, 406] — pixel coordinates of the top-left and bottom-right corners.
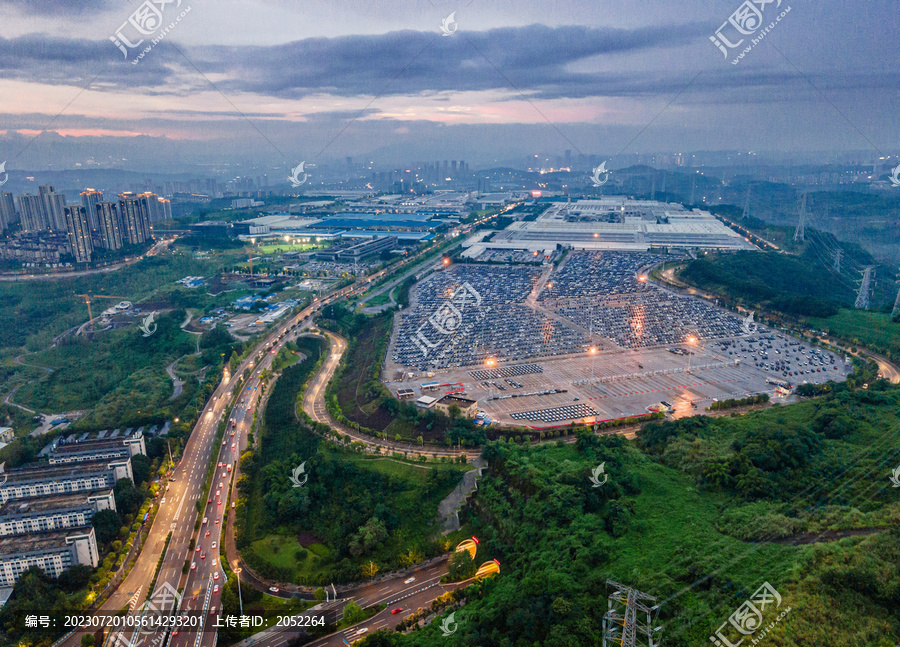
[892, 285, 900, 318]
[793, 191, 807, 242]
[741, 185, 751, 220]
[689, 176, 696, 205]
[855, 266, 874, 310]
[602, 580, 661, 647]
[833, 249, 843, 274]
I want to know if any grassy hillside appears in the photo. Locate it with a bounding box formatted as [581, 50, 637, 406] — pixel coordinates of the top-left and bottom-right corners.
[680, 248, 896, 318]
[359, 384, 900, 647]
[808, 309, 900, 361]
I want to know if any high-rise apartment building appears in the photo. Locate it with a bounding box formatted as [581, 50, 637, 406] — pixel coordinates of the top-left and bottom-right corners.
[64, 205, 93, 263]
[0, 191, 16, 232]
[117, 192, 152, 244]
[39, 185, 67, 231]
[96, 201, 123, 250]
[80, 189, 103, 232]
[16, 194, 48, 232]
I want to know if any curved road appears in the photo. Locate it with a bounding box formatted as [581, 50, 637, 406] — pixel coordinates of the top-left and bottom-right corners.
[303, 329, 480, 460]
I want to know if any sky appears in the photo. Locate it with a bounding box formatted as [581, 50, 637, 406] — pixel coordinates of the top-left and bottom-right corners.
[0, 0, 897, 172]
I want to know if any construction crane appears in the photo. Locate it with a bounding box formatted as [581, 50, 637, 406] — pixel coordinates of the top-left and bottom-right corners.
[75, 293, 127, 326]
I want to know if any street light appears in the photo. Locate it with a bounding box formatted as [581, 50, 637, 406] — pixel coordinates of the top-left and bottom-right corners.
[234, 567, 243, 615]
[686, 335, 697, 373]
[589, 346, 597, 381]
[485, 358, 496, 399]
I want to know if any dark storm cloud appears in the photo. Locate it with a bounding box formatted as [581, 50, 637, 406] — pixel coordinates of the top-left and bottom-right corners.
[0, 0, 114, 16]
[0, 33, 185, 88]
[205, 23, 712, 100]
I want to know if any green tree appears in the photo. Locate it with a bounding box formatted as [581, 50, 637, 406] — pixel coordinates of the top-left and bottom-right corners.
[447, 549, 477, 581]
[92, 509, 121, 545]
[342, 600, 367, 625]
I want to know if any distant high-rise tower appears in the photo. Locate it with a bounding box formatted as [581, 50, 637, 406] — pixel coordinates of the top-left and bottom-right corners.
[0, 191, 16, 232]
[80, 189, 103, 231]
[117, 192, 152, 244]
[793, 191, 807, 242]
[39, 185, 67, 231]
[64, 205, 93, 263]
[96, 201, 123, 250]
[17, 194, 48, 232]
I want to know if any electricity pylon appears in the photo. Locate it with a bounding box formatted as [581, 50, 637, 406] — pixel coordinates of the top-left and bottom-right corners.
[602, 580, 661, 647]
[793, 191, 807, 242]
[855, 266, 874, 310]
[741, 185, 751, 220]
[892, 285, 900, 318]
[833, 249, 842, 274]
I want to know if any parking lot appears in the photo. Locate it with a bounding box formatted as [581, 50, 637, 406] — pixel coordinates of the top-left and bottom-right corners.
[384, 251, 852, 428]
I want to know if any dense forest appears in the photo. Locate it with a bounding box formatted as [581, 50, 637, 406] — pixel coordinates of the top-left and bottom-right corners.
[358, 382, 900, 647]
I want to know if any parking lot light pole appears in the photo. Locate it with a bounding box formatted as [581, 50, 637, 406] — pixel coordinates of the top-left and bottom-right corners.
[485, 358, 496, 400]
[686, 335, 697, 373]
[589, 346, 597, 382]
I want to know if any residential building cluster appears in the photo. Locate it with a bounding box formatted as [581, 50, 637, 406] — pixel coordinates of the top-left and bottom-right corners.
[0, 428, 148, 596]
[0, 186, 170, 264]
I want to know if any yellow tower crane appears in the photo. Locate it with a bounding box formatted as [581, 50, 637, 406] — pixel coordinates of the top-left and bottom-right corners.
[75, 293, 127, 326]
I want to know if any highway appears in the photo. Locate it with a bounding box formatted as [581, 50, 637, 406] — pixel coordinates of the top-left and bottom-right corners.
[58, 239, 479, 647]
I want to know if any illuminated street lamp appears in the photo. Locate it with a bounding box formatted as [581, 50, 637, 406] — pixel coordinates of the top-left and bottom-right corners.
[589, 346, 597, 381]
[686, 335, 697, 373]
[637, 275, 647, 283]
[485, 358, 496, 399]
[442, 257, 450, 266]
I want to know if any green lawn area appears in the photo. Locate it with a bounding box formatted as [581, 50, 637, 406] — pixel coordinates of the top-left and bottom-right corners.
[361, 289, 394, 307]
[257, 243, 319, 254]
[808, 308, 900, 357]
[342, 455, 474, 481]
